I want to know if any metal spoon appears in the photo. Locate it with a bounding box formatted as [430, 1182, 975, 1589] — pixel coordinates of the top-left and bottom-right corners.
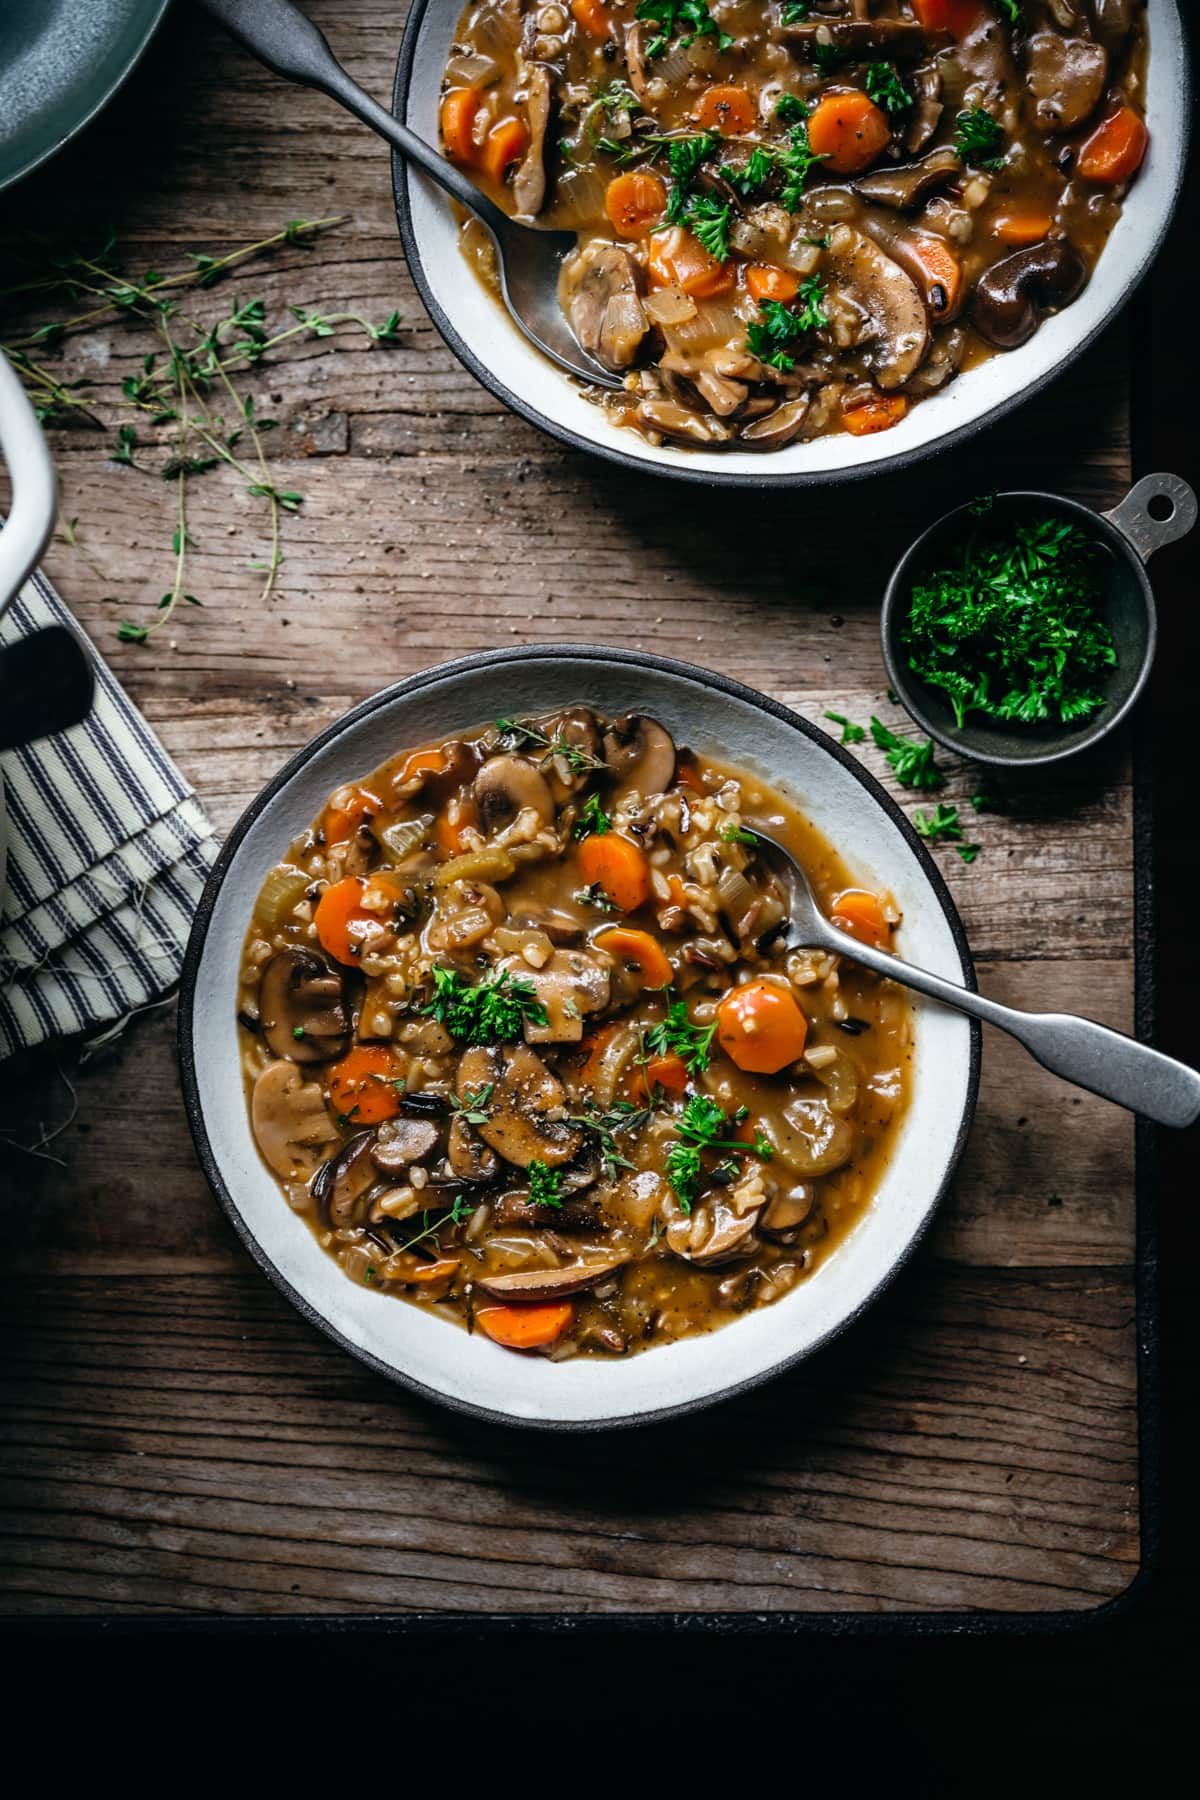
[751, 829, 1200, 1130]
[196, 0, 623, 390]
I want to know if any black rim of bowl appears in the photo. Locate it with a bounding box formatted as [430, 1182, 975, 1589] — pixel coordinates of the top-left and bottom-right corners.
[178, 644, 982, 1433]
[881, 490, 1158, 770]
[390, 0, 1191, 490]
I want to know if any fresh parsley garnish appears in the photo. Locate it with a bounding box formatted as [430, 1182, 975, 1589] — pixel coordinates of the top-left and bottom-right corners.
[668, 132, 718, 188]
[494, 716, 606, 774]
[666, 1141, 704, 1213]
[666, 1096, 772, 1213]
[813, 42, 851, 74]
[996, 0, 1021, 21]
[865, 61, 912, 115]
[954, 106, 1006, 170]
[721, 823, 758, 847]
[422, 965, 548, 1045]
[825, 711, 866, 746]
[724, 144, 777, 199]
[778, 122, 826, 210]
[573, 792, 611, 840]
[745, 280, 827, 370]
[870, 717, 945, 791]
[901, 515, 1116, 728]
[683, 193, 732, 263]
[912, 802, 974, 849]
[780, 0, 812, 20]
[528, 1160, 564, 1209]
[636, 0, 734, 57]
[574, 882, 619, 911]
[645, 995, 717, 1076]
[775, 93, 807, 125]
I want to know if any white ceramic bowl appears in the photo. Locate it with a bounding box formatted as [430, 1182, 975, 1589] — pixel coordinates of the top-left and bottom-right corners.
[392, 0, 1188, 487]
[180, 647, 979, 1429]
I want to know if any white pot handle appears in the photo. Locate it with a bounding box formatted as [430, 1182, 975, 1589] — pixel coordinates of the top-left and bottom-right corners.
[0, 350, 58, 622]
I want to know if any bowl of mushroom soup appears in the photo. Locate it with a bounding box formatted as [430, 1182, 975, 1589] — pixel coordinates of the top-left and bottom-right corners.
[392, 0, 1188, 484]
[179, 646, 979, 1429]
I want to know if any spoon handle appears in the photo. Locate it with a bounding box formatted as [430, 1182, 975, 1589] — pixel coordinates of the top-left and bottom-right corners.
[195, 0, 511, 236]
[821, 930, 1200, 1128]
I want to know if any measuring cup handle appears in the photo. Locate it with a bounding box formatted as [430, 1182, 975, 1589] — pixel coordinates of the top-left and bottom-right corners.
[1103, 472, 1198, 562]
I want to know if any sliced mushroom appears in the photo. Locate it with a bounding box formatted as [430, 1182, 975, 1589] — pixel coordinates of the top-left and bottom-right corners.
[512, 62, 553, 216]
[509, 908, 585, 948]
[905, 62, 943, 154]
[636, 398, 733, 446]
[391, 738, 478, 805]
[497, 947, 611, 1045]
[562, 241, 649, 372]
[972, 238, 1087, 349]
[759, 1184, 817, 1246]
[740, 395, 811, 448]
[1025, 31, 1108, 131]
[623, 20, 665, 108]
[769, 1098, 854, 1178]
[602, 714, 677, 804]
[491, 1185, 606, 1229]
[312, 1130, 378, 1228]
[854, 145, 960, 211]
[457, 1043, 583, 1169]
[259, 946, 353, 1064]
[475, 1257, 626, 1302]
[371, 1115, 440, 1174]
[447, 1114, 500, 1182]
[1089, 0, 1132, 46]
[826, 227, 930, 389]
[473, 753, 555, 836]
[782, 19, 950, 61]
[251, 1061, 340, 1179]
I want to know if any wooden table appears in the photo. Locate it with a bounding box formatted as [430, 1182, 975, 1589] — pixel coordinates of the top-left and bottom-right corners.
[0, 0, 1166, 1625]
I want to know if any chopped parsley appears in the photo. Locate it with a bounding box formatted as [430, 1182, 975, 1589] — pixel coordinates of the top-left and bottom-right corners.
[778, 122, 826, 210]
[528, 1160, 564, 1209]
[870, 717, 945, 791]
[636, 0, 733, 58]
[682, 192, 732, 262]
[574, 882, 619, 911]
[780, 1, 811, 20]
[573, 792, 611, 840]
[745, 279, 828, 370]
[954, 106, 1006, 170]
[970, 791, 1000, 812]
[724, 143, 777, 200]
[668, 131, 718, 188]
[721, 823, 758, 847]
[996, 0, 1021, 21]
[666, 1141, 704, 1213]
[422, 965, 548, 1045]
[666, 1096, 772, 1213]
[644, 994, 717, 1076]
[901, 514, 1116, 728]
[865, 61, 912, 115]
[775, 93, 807, 125]
[494, 715, 606, 775]
[292, 1025, 306, 1040]
[813, 42, 852, 75]
[912, 803, 980, 863]
[825, 711, 866, 746]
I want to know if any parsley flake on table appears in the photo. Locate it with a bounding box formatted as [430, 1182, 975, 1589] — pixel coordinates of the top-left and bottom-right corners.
[900, 514, 1116, 728]
[912, 803, 979, 862]
[825, 711, 866, 746]
[422, 965, 548, 1045]
[869, 717, 945, 790]
[954, 106, 1006, 170]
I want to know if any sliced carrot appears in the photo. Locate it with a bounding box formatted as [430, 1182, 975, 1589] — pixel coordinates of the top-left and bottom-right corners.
[441, 88, 482, 165]
[1077, 104, 1148, 185]
[605, 170, 668, 237]
[911, 0, 984, 33]
[481, 117, 530, 186]
[570, 0, 610, 36]
[807, 91, 891, 175]
[399, 1255, 460, 1285]
[476, 1300, 574, 1350]
[695, 84, 757, 137]
[991, 209, 1055, 246]
[595, 925, 673, 988]
[842, 392, 909, 436]
[328, 1045, 401, 1125]
[577, 1022, 619, 1088]
[578, 834, 650, 912]
[647, 229, 735, 299]
[907, 234, 964, 319]
[716, 980, 808, 1076]
[435, 796, 477, 858]
[640, 1052, 689, 1101]
[322, 784, 382, 847]
[830, 887, 891, 949]
[398, 746, 449, 786]
[314, 876, 376, 966]
[746, 263, 801, 304]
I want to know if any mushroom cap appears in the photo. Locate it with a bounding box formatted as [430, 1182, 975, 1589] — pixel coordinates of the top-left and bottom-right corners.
[312, 1130, 378, 1228]
[473, 754, 555, 837]
[251, 1061, 340, 1179]
[826, 227, 930, 390]
[602, 714, 677, 805]
[971, 239, 1088, 349]
[474, 1258, 626, 1302]
[457, 1043, 583, 1169]
[1025, 31, 1108, 132]
[854, 146, 960, 212]
[371, 1115, 440, 1174]
[258, 946, 353, 1064]
[447, 1112, 500, 1183]
[562, 241, 649, 372]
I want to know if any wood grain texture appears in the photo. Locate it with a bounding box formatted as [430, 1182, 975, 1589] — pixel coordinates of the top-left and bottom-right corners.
[0, 0, 1143, 1620]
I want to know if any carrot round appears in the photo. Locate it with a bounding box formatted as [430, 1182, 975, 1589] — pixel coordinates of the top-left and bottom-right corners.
[322, 784, 381, 847]
[647, 229, 735, 299]
[595, 925, 673, 987]
[716, 980, 808, 1075]
[435, 796, 477, 858]
[315, 876, 376, 966]
[842, 392, 908, 436]
[641, 1052, 689, 1100]
[746, 263, 800, 304]
[907, 235, 964, 319]
[911, 0, 984, 32]
[570, 0, 610, 36]
[476, 1300, 574, 1350]
[605, 170, 668, 237]
[991, 210, 1055, 247]
[481, 118, 530, 185]
[1077, 104, 1148, 185]
[830, 887, 891, 949]
[578, 834, 650, 911]
[441, 88, 481, 164]
[807, 91, 891, 175]
[328, 1045, 401, 1124]
[696, 85, 757, 137]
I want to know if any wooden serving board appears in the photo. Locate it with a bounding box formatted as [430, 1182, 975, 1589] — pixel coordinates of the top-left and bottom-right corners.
[0, 2, 1151, 1625]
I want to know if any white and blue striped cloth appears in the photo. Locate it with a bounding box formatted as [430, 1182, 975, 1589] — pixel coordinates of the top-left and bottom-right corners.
[0, 568, 218, 1060]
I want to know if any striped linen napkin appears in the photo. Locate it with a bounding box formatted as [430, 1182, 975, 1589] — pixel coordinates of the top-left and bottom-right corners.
[0, 568, 219, 1061]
